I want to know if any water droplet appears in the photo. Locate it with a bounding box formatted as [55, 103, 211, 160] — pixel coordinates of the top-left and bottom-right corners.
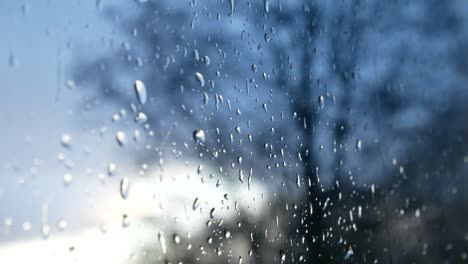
[235, 126, 241, 134]
[122, 214, 130, 227]
[251, 64, 258, 72]
[344, 246, 353, 260]
[134, 80, 147, 105]
[210, 208, 216, 218]
[248, 168, 253, 190]
[264, 0, 270, 13]
[237, 156, 243, 165]
[193, 198, 200, 210]
[239, 169, 244, 184]
[228, 0, 234, 16]
[134, 112, 147, 123]
[116, 131, 126, 146]
[203, 55, 210, 65]
[158, 232, 167, 254]
[61, 134, 71, 147]
[120, 177, 130, 199]
[280, 250, 286, 263]
[318, 95, 325, 109]
[57, 220, 67, 231]
[22, 221, 32, 232]
[65, 80, 76, 90]
[356, 139, 362, 151]
[195, 72, 205, 87]
[107, 162, 116, 175]
[63, 173, 73, 186]
[193, 129, 205, 144]
[224, 229, 231, 239]
[41, 224, 50, 239]
[296, 174, 301, 188]
[173, 234, 181, 244]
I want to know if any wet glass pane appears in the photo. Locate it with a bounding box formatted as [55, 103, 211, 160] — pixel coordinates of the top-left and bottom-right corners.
[1, 0, 467, 263]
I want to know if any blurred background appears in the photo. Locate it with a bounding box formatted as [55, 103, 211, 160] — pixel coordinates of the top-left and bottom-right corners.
[1, 0, 468, 263]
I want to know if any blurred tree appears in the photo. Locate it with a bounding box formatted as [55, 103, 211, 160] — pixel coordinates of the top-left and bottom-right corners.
[76, 0, 468, 263]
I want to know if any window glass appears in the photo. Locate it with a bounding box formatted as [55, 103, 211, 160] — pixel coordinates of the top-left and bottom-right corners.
[1, 0, 467, 263]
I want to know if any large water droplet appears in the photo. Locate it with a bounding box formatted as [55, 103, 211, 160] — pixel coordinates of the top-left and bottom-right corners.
[193, 129, 205, 144]
[195, 72, 205, 87]
[120, 177, 130, 199]
[228, 0, 234, 16]
[264, 0, 270, 13]
[134, 80, 147, 105]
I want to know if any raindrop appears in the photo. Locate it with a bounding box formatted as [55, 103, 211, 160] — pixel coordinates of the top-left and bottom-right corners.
[228, 0, 234, 16]
[356, 139, 362, 151]
[248, 168, 253, 190]
[210, 208, 216, 218]
[195, 72, 205, 87]
[63, 173, 72, 186]
[61, 134, 71, 147]
[296, 174, 301, 188]
[134, 112, 147, 123]
[120, 177, 130, 199]
[203, 55, 210, 65]
[116, 131, 126, 146]
[239, 169, 244, 184]
[193, 198, 200, 210]
[107, 162, 116, 175]
[173, 234, 181, 244]
[193, 129, 205, 144]
[133, 130, 141, 142]
[224, 229, 231, 239]
[235, 126, 241, 134]
[41, 224, 50, 239]
[280, 250, 286, 263]
[318, 95, 325, 109]
[264, 0, 270, 13]
[122, 214, 130, 227]
[57, 220, 67, 231]
[251, 64, 258, 72]
[158, 232, 167, 254]
[134, 80, 147, 105]
[237, 156, 243, 165]
[22, 222, 32, 232]
[344, 246, 354, 260]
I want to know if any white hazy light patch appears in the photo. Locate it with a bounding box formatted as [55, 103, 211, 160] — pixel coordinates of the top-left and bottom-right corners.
[0, 161, 268, 263]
